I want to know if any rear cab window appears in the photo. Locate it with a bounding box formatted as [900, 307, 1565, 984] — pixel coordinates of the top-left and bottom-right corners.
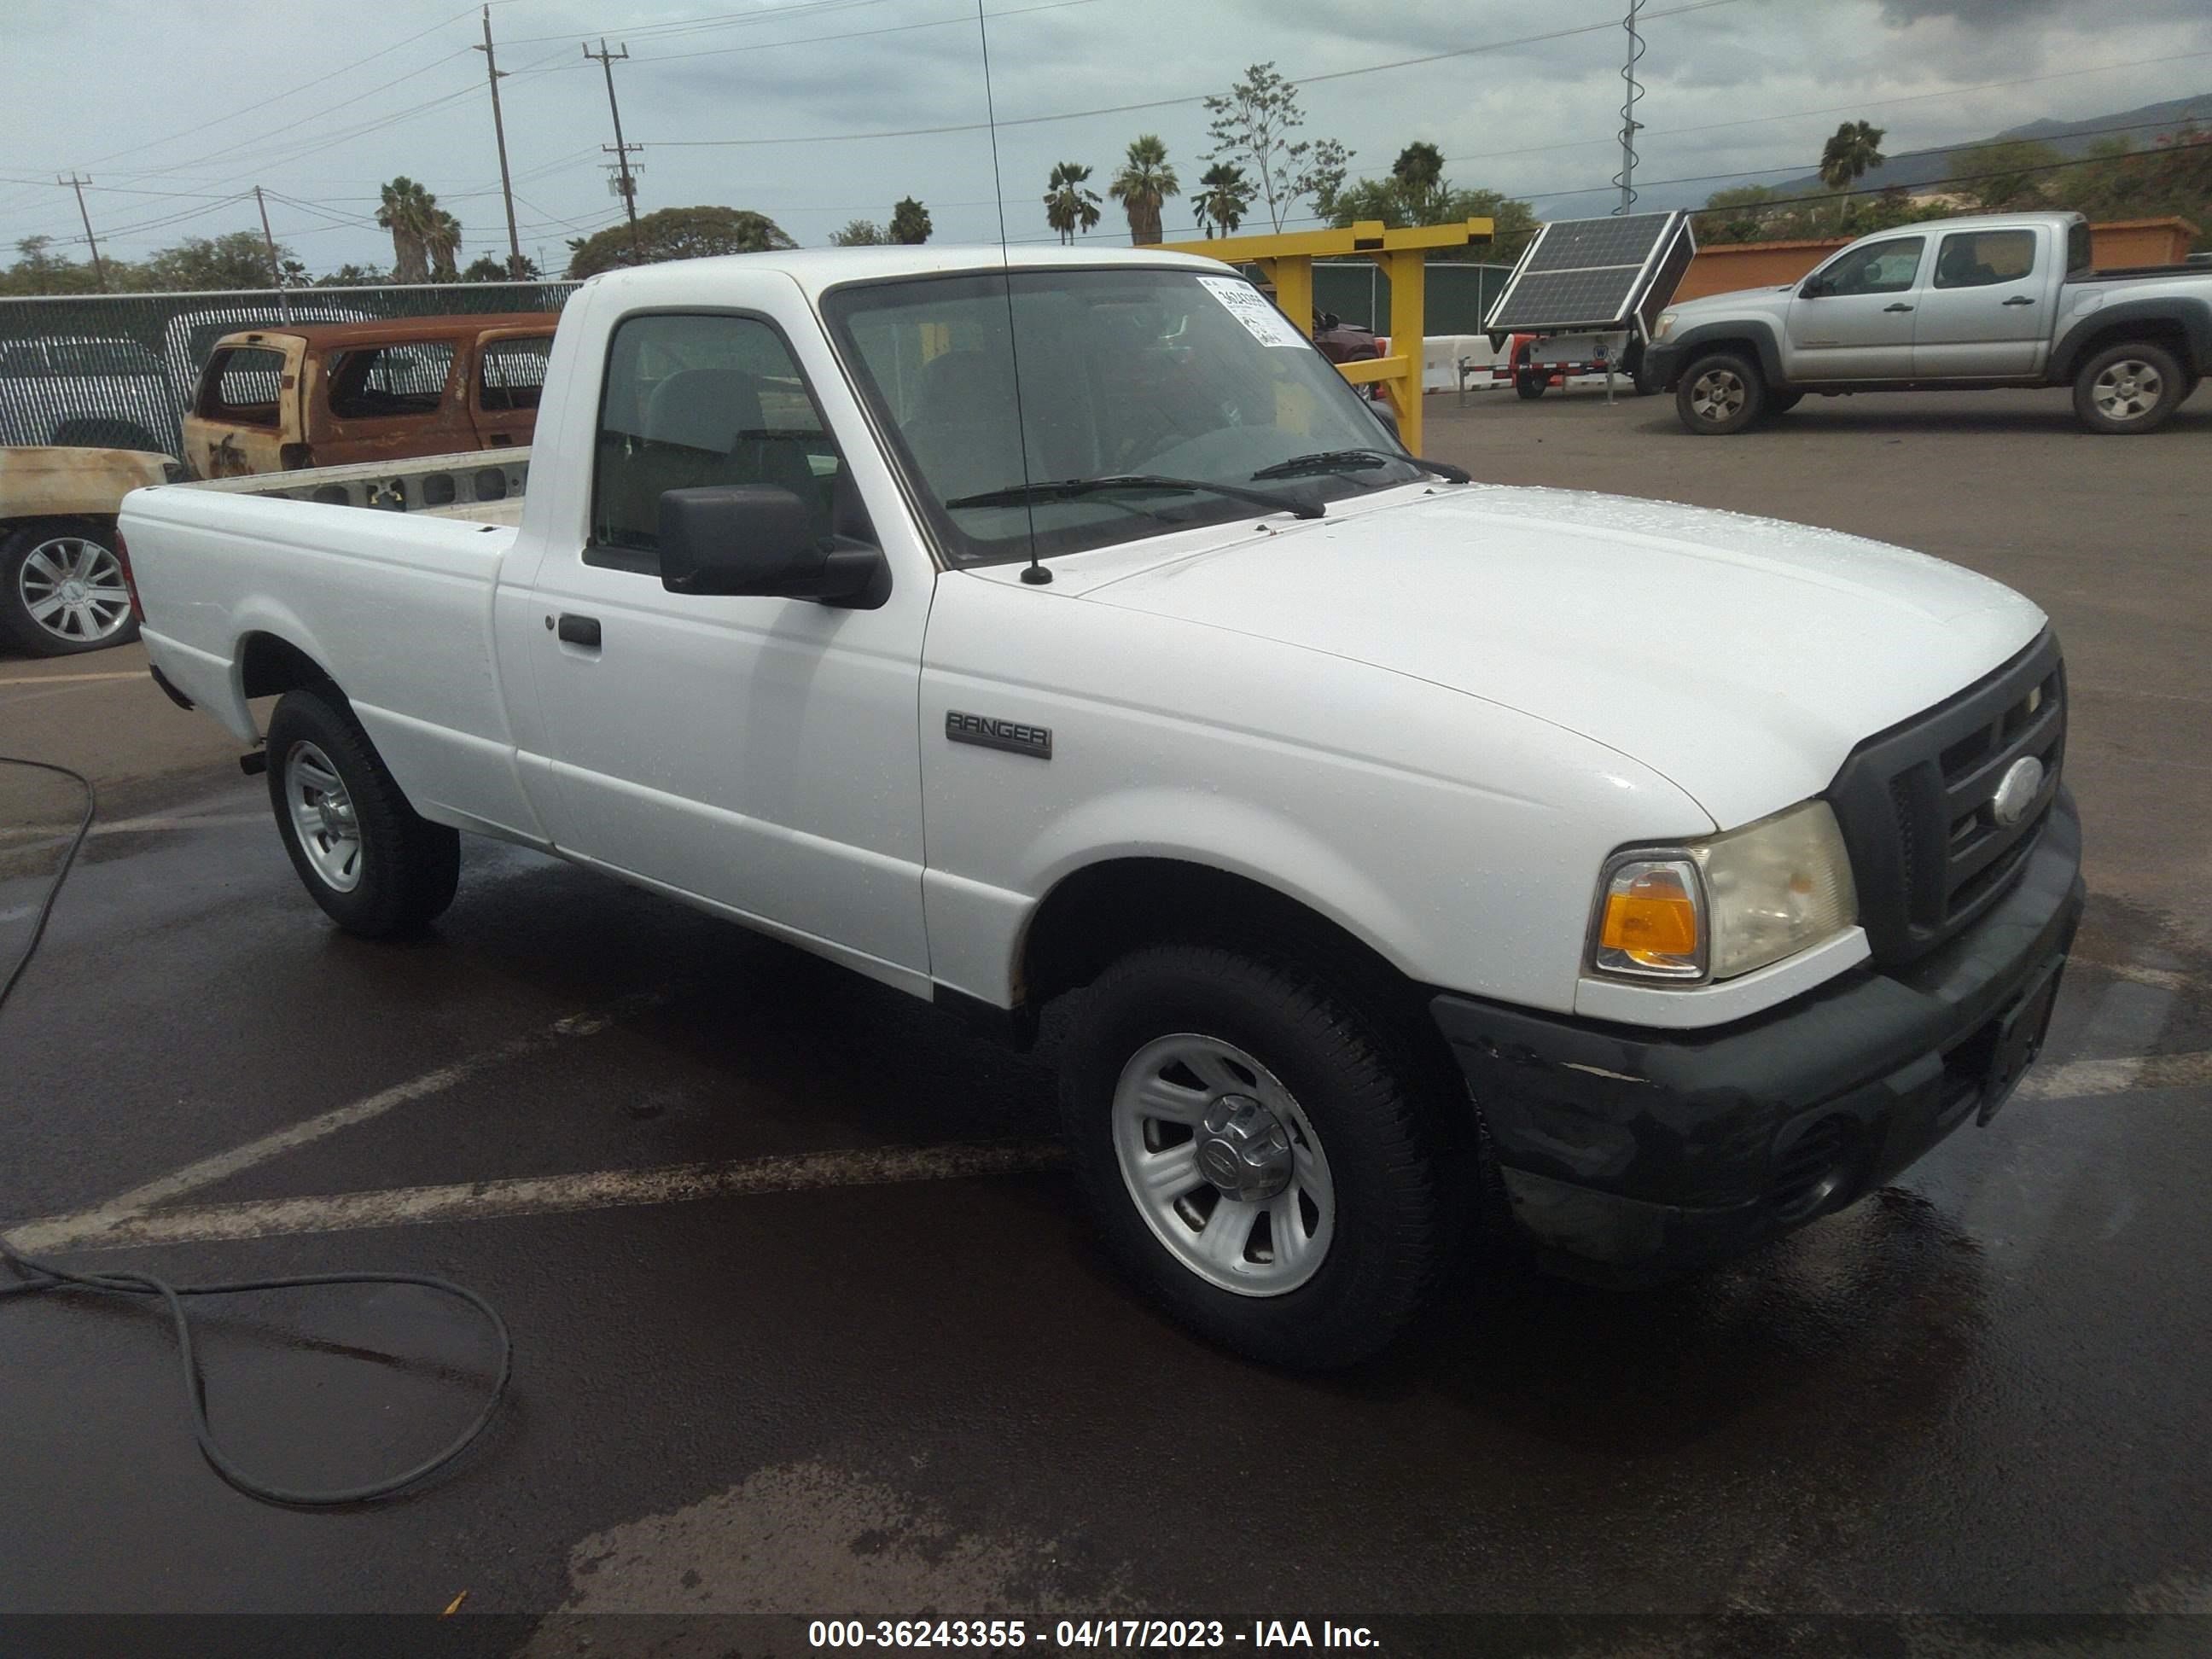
[197, 346, 288, 426]
[587, 311, 852, 574]
[326, 342, 457, 419]
[1933, 230, 2038, 289]
[2066, 220, 2093, 277]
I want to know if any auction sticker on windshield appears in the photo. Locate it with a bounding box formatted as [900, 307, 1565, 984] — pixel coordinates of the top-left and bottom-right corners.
[1197, 275, 1309, 348]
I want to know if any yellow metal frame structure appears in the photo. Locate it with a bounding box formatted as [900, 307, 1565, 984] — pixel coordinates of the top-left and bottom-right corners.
[1159, 218, 1493, 456]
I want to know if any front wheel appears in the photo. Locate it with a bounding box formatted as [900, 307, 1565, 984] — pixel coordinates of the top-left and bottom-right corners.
[1, 519, 141, 656]
[2074, 341, 2185, 434]
[1675, 352, 1767, 434]
[1059, 942, 1455, 1369]
[265, 688, 460, 937]
[1514, 358, 1548, 400]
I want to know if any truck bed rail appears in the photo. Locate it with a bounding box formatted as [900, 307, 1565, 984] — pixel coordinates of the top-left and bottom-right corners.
[181, 447, 529, 521]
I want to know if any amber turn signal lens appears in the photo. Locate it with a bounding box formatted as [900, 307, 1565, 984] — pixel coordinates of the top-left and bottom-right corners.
[1600, 869, 1699, 962]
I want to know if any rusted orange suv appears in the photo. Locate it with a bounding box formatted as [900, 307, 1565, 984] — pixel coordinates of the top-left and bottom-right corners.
[182, 313, 558, 479]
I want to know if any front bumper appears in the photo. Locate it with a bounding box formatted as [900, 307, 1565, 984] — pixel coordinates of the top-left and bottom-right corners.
[1432, 789, 2084, 1283]
[1642, 339, 1688, 390]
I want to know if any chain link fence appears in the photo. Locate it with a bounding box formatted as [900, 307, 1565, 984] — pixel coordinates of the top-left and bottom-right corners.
[0, 280, 579, 456]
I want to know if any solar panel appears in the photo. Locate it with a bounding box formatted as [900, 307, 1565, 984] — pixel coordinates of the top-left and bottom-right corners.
[1485, 210, 1697, 335]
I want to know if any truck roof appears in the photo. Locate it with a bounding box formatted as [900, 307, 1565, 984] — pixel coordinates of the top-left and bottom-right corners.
[220, 312, 560, 351]
[580, 243, 1228, 304]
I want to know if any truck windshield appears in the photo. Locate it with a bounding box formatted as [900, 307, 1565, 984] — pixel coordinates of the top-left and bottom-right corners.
[821, 267, 1429, 568]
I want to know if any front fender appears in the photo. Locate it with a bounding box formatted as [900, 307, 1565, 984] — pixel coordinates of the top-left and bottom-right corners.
[1650, 319, 1787, 390]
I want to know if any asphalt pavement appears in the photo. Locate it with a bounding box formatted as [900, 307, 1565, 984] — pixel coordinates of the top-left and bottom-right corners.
[2, 387, 2208, 1653]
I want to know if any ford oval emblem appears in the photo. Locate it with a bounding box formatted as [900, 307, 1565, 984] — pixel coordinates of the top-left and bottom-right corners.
[1992, 755, 2045, 827]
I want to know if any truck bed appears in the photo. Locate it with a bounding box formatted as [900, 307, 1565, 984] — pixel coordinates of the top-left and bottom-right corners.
[183, 447, 530, 523]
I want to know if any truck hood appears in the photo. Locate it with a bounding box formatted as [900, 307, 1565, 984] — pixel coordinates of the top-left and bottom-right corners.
[1078, 485, 2046, 828]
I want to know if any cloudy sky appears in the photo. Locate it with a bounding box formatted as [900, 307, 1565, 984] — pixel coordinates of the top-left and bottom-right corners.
[2, 0, 2207, 275]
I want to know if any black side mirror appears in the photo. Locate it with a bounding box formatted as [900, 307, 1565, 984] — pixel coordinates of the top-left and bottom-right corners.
[1800, 278, 1830, 299]
[1319, 311, 1342, 331]
[657, 486, 886, 607]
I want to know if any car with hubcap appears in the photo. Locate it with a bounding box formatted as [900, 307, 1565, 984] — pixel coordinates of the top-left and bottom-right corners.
[0, 445, 173, 655]
[120, 245, 2084, 1367]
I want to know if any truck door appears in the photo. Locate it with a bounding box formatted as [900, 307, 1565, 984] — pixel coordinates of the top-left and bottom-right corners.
[515, 302, 934, 984]
[316, 337, 472, 466]
[470, 328, 553, 451]
[1910, 226, 2047, 379]
[1783, 235, 1927, 381]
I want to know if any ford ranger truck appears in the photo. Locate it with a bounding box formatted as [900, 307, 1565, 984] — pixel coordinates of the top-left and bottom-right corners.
[1647, 209, 2211, 434]
[118, 246, 2085, 1369]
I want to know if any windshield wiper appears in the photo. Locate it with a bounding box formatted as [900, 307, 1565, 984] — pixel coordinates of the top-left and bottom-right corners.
[945, 474, 1324, 521]
[1250, 449, 1470, 484]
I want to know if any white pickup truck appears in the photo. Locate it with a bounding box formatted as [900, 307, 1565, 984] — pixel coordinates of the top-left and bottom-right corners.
[119, 245, 2083, 1367]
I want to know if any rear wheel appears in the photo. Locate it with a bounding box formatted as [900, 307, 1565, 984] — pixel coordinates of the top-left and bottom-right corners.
[1514, 354, 1548, 399]
[2074, 341, 2185, 434]
[1059, 940, 1457, 1369]
[1674, 352, 1767, 435]
[265, 687, 460, 937]
[1, 519, 140, 656]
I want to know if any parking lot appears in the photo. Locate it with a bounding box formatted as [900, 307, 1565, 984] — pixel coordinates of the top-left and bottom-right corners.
[3, 388, 2209, 1642]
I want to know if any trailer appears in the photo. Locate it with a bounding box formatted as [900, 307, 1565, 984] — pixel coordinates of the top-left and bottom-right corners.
[1482, 211, 1697, 402]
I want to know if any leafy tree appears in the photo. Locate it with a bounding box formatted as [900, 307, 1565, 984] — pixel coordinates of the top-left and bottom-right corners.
[315, 262, 390, 287]
[1962, 138, 2063, 212]
[138, 230, 294, 291]
[461, 253, 541, 281]
[1044, 162, 1104, 244]
[1202, 62, 1352, 233]
[563, 205, 796, 277]
[830, 218, 889, 246]
[1694, 183, 1794, 244]
[889, 197, 932, 244]
[1321, 171, 1538, 260]
[1, 235, 110, 295]
[376, 177, 445, 282]
[1109, 135, 1179, 245]
[1390, 141, 1447, 219]
[2069, 123, 2212, 247]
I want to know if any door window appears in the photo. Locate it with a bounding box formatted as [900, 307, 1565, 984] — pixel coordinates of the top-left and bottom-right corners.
[326, 342, 457, 418]
[197, 347, 288, 425]
[589, 311, 852, 573]
[1932, 230, 2037, 289]
[1814, 237, 1926, 297]
[478, 336, 552, 411]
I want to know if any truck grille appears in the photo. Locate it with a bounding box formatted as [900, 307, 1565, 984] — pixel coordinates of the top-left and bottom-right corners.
[1827, 631, 2066, 967]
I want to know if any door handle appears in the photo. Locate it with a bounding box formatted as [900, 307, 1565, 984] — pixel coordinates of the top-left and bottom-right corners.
[556, 614, 601, 649]
[1883, 303, 1915, 313]
[2002, 295, 2035, 306]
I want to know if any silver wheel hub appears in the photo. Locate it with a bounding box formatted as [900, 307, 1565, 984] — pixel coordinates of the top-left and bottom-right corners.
[17, 536, 132, 644]
[1196, 1094, 1294, 1202]
[2095, 359, 2161, 419]
[1111, 1033, 1335, 1297]
[1689, 369, 1745, 422]
[284, 741, 364, 893]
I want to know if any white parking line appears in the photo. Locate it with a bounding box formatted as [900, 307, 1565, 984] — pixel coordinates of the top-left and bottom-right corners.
[2017, 1049, 2212, 1102]
[9, 1142, 1067, 1253]
[3, 987, 668, 1254]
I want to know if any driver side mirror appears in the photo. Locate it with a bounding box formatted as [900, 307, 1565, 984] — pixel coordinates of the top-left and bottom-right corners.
[1319, 311, 1342, 330]
[1800, 277, 1831, 299]
[658, 486, 886, 607]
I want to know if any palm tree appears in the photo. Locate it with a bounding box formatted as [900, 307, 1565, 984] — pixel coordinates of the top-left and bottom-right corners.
[1194, 162, 1250, 238]
[1043, 161, 1103, 245]
[1819, 120, 1887, 227]
[424, 208, 462, 281]
[1391, 140, 1447, 219]
[376, 177, 447, 283]
[1109, 135, 1179, 246]
[888, 196, 932, 245]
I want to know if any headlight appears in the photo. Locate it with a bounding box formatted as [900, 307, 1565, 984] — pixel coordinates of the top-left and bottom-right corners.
[1590, 800, 1857, 984]
[1653, 311, 1679, 340]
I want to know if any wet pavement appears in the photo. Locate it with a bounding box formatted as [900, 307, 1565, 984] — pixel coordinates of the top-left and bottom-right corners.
[2, 389, 2209, 1644]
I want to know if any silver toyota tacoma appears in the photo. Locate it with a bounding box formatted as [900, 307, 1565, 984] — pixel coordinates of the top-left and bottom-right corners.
[1644, 210, 2212, 435]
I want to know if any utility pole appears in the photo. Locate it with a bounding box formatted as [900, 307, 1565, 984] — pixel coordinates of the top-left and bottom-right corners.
[474, 5, 526, 278]
[584, 38, 642, 260]
[253, 184, 288, 316]
[61, 173, 106, 291]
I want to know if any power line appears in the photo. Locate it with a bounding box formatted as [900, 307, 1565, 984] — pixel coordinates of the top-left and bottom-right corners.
[652, 0, 1751, 147]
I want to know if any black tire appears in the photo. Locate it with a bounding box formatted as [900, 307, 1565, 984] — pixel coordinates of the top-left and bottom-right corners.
[1674, 351, 1767, 435]
[2073, 341, 2186, 434]
[1, 518, 142, 657]
[1514, 360, 1548, 400]
[1059, 940, 1456, 1369]
[1766, 390, 1804, 416]
[265, 687, 460, 937]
